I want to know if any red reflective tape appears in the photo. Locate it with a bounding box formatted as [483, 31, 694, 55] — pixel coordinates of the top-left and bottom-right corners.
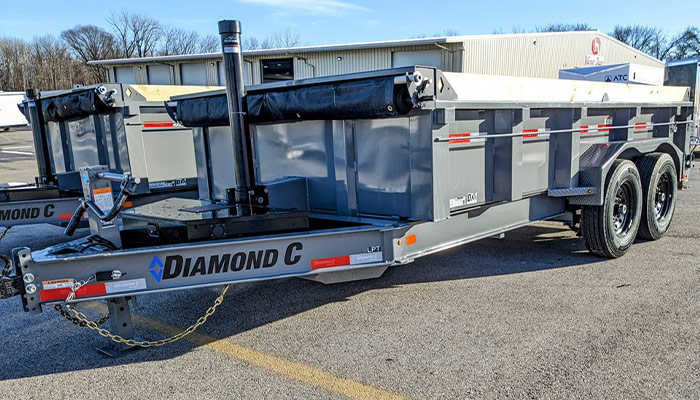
[311, 255, 350, 270]
[523, 128, 539, 138]
[144, 121, 174, 128]
[598, 124, 612, 133]
[59, 213, 86, 221]
[449, 133, 471, 144]
[39, 283, 106, 302]
[634, 122, 648, 131]
[580, 125, 589, 134]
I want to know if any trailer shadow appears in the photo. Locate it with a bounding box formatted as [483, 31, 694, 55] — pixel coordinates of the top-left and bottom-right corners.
[0, 220, 620, 380]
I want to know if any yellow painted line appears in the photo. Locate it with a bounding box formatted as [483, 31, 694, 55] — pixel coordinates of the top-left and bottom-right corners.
[83, 302, 407, 400]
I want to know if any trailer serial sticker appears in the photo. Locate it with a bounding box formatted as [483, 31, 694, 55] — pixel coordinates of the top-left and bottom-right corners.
[148, 242, 304, 282]
[450, 192, 477, 209]
[311, 251, 383, 270]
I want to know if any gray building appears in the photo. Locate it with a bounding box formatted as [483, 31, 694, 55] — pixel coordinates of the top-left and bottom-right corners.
[88, 30, 663, 86]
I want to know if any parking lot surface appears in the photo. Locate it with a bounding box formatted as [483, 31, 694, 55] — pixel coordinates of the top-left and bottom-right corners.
[0, 144, 698, 399]
[0, 128, 36, 183]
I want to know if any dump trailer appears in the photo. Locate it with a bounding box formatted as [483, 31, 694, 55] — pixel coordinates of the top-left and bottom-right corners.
[0, 84, 220, 229]
[1, 20, 696, 355]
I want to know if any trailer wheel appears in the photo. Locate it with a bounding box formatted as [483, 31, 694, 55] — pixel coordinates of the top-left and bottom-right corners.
[636, 153, 677, 240]
[582, 160, 642, 258]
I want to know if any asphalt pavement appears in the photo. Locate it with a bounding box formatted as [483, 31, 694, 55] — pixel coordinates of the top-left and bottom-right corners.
[0, 128, 37, 183]
[0, 141, 698, 399]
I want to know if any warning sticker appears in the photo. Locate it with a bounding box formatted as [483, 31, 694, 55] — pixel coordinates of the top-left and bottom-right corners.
[42, 279, 74, 290]
[223, 45, 240, 54]
[93, 187, 114, 213]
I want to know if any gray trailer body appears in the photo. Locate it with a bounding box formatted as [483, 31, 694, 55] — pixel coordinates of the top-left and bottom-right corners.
[10, 66, 695, 316]
[0, 84, 220, 227]
[34, 84, 203, 190]
[666, 57, 700, 137]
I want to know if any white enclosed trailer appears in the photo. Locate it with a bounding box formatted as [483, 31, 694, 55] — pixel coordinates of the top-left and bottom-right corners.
[559, 63, 664, 85]
[0, 92, 28, 130]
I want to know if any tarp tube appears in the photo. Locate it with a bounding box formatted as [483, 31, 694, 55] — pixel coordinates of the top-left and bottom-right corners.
[167, 76, 414, 127]
[39, 87, 115, 123]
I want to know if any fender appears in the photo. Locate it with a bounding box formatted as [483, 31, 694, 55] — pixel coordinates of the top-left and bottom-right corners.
[569, 138, 683, 206]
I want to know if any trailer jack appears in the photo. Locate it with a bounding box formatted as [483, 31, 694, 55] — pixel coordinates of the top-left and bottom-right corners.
[97, 297, 140, 357]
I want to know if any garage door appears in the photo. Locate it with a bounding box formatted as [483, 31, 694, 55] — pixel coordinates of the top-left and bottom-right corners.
[218, 61, 253, 85]
[147, 65, 171, 85]
[181, 63, 207, 85]
[391, 50, 442, 68]
[114, 66, 136, 84]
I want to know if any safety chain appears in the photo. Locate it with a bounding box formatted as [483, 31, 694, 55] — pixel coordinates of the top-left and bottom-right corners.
[0, 226, 10, 243]
[0, 227, 12, 278]
[54, 304, 111, 327]
[61, 284, 230, 348]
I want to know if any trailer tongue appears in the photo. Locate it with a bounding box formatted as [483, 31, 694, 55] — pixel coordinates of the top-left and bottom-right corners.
[2, 19, 696, 355]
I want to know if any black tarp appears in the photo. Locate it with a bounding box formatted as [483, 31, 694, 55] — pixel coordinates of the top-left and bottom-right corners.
[167, 94, 230, 127]
[40, 89, 114, 123]
[168, 77, 414, 127]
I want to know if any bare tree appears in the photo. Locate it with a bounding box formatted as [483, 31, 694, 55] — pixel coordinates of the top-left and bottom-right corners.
[245, 28, 302, 50]
[611, 25, 672, 59]
[60, 25, 116, 82]
[442, 29, 460, 37]
[107, 11, 162, 58]
[0, 37, 30, 90]
[242, 36, 261, 50]
[198, 34, 219, 53]
[665, 26, 700, 60]
[262, 28, 302, 49]
[536, 23, 593, 32]
[160, 28, 220, 55]
[494, 24, 590, 35]
[160, 27, 200, 55]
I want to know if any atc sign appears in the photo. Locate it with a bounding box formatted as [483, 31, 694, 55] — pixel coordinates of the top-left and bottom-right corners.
[592, 37, 601, 55]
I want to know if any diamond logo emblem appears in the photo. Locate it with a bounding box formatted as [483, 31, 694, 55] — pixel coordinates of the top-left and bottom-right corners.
[149, 255, 164, 282]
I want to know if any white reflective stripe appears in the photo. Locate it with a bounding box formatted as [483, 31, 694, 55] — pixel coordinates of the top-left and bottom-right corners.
[349, 252, 383, 265]
[105, 278, 147, 294]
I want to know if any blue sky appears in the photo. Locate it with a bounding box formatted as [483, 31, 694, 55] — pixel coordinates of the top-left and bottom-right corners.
[1, 0, 699, 46]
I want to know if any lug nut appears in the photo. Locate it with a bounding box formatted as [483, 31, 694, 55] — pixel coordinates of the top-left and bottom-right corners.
[25, 284, 37, 294]
[23, 273, 35, 284]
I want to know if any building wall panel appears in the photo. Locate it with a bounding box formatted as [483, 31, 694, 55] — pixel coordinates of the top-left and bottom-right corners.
[100, 32, 663, 86]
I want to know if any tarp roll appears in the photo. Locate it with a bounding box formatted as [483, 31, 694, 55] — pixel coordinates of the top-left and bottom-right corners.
[247, 77, 413, 123]
[40, 89, 114, 123]
[169, 77, 413, 127]
[167, 94, 230, 127]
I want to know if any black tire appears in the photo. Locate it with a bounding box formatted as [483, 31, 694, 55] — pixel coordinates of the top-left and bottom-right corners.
[636, 153, 677, 240]
[582, 159, 642, 258]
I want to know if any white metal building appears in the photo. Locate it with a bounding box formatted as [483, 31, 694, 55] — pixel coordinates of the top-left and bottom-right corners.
[88, 30, 663, 86]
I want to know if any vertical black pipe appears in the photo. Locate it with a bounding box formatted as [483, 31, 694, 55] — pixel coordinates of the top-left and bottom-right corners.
[218, 20, 253, 206]
[24, 89, 54, 185]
